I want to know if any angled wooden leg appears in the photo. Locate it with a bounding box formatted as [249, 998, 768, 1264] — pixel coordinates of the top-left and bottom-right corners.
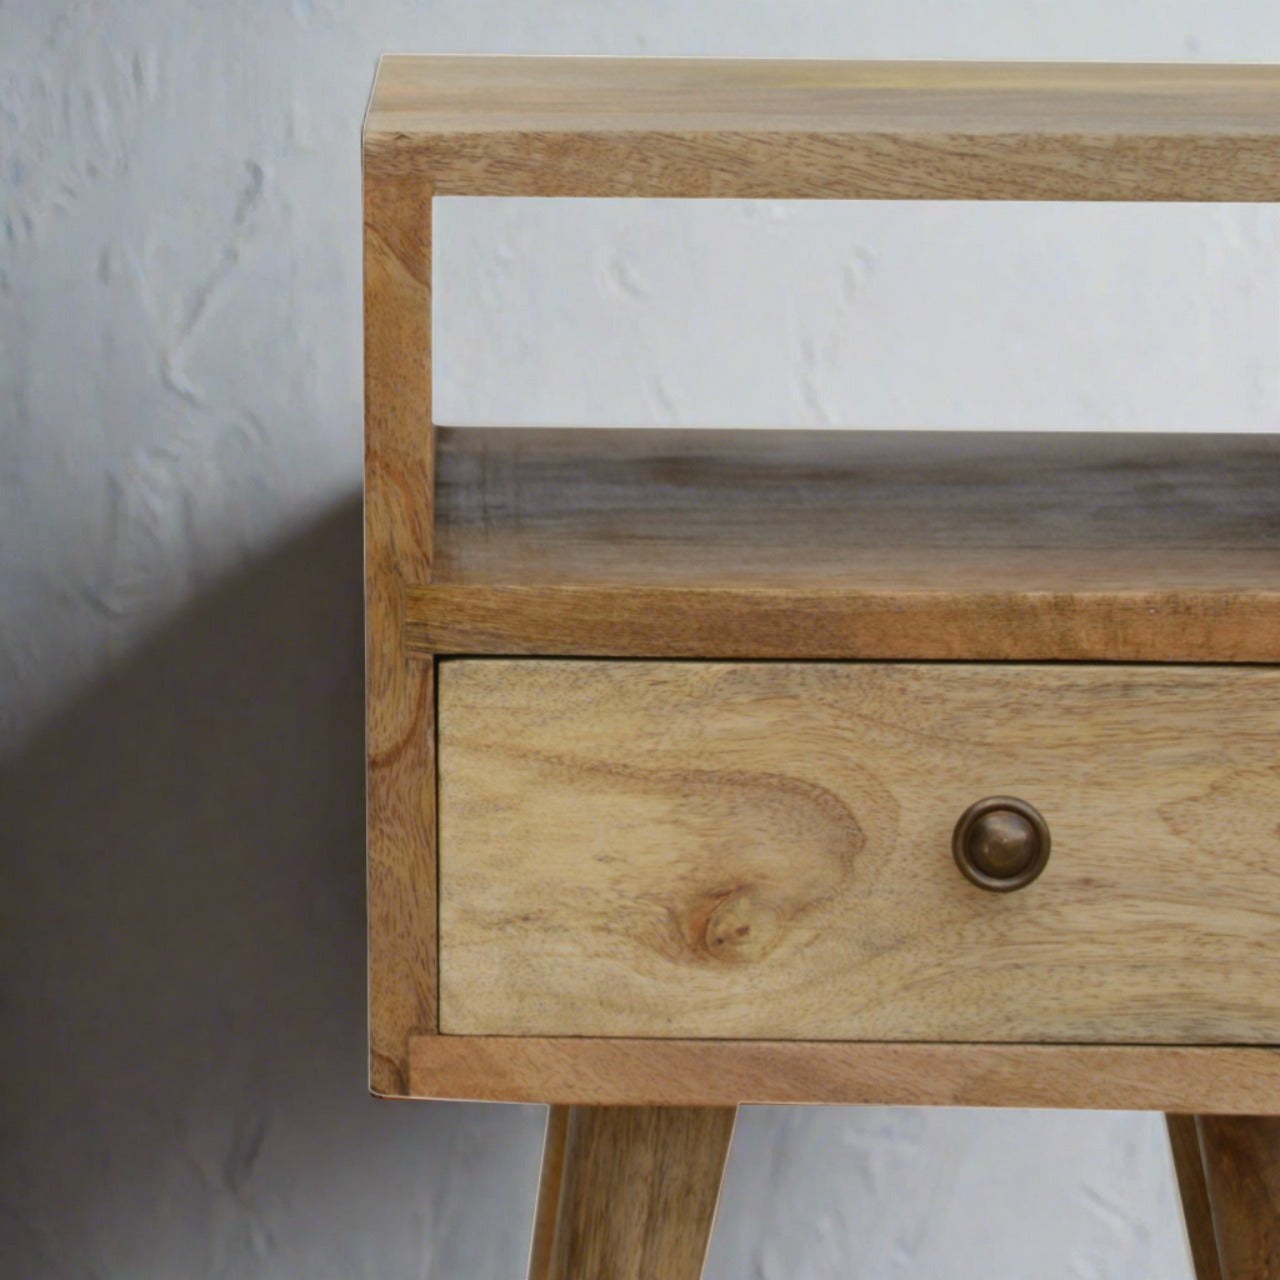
[528, 1105, 737, 1280]
[1168, 1114, 1280, 1280]
[1168, 1115, 1225, 1280]
[528, 1106, 572, 1280]
[1197, 1117, 1280, 1280]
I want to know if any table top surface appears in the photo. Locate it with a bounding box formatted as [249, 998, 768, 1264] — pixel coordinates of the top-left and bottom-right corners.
[367, 55, 1280, 137]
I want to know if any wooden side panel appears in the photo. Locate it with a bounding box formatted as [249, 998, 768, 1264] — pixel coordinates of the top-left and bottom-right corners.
[411, 1038, 1280, 1113]
[529, 1106, 736, 1280]
[364, 156, 436, 1093]
[438, 661, 1280, 1043]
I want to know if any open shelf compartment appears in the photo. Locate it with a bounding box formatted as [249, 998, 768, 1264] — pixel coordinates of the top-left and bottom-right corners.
[407, 427, 1280, 662]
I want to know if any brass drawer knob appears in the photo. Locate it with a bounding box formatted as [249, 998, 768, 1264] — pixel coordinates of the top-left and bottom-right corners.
[952, 796, 1050, 892]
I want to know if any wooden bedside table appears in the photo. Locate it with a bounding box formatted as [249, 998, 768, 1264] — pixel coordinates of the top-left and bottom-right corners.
[364, 56, 1280, 1278]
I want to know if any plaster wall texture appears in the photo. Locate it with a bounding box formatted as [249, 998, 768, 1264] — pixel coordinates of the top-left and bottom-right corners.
[3, 3, 1279, 1277]
[436, 198, 1279, 431]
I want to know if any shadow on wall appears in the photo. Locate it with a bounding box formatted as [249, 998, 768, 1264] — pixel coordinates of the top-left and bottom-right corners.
[0, 501, 544, 1279]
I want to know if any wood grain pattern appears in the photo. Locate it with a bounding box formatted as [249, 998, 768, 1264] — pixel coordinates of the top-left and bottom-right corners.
[1198, 1117, 1280, 1279]
[409, 583, 1280, 662]
[1170, 1115, 1227, 1280]
[435, 429, 1280, 589]
[529, 1106, 736, 1280]
[364, 140, 437, 1091]
[407, 428, 1280, 662]
[365, 53, 1280, 1116]
[410, 1038, 1280, 1113]
[438, 660, 1280, 1043]
[365, 57, 1280, 200]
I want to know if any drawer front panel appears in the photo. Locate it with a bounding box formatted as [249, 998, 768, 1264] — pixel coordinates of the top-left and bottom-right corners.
[438, 661, 1280, 1043]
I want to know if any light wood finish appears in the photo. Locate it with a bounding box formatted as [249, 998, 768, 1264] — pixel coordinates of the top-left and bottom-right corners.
[439, 660, 1280, 1042]
[364, 51, 1280, 1157]
[409, 429, 1280, 662]
[1170, 1115, 1227, 1280]
[411, 1038, 1280, 1113]
[366, 57, 1280, 200]
[433, 432, 1280, 594]
[411, 582, 1280, 663]
[1198, 1117, 1280, 1279]
[528, 1105, 735, 1280]
[364, 122, 437, 1091]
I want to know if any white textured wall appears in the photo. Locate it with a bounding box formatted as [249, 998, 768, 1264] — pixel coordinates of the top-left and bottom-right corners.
[4, 3, 1279, 1277]
[436, 198, 1279, 431]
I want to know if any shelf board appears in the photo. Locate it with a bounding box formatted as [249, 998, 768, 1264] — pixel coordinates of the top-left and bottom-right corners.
[404, 427, 1280, 662]
[365, 56, 1280, 200]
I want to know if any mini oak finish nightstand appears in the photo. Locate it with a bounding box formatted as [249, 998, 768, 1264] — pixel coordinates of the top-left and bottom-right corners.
[365, 57, 1280, 1278]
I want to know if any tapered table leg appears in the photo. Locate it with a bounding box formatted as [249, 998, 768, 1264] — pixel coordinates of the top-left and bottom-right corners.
[1168, 1114, 1225, 1280]
[1168, 1114, 1280, 1280]
[528, 1105, 737, 1280]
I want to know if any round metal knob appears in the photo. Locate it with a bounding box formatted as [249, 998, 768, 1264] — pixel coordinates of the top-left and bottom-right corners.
[952, 797, 1050, 892]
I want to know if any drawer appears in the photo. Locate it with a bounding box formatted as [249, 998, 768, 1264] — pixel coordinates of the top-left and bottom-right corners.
[437, 660, 1280, 1043]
